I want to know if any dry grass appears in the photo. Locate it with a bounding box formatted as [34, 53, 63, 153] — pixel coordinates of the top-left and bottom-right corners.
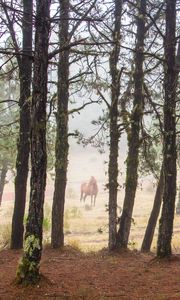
[1, 185, 180, 253]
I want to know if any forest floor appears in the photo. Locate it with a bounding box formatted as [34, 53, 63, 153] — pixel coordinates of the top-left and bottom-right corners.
[0, 246, 180, 300]
[1, 184, 180, 299]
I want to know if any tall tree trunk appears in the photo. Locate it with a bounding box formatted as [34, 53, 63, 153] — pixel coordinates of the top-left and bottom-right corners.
[108, 0, 122, 250]
[16, 0, 50, 284]
[141, 164, 164, 252]
[116, 0, 146, 249]
[157, 0, 177, 258]
[51, 0, 70, 248]
[11, 0, 32, 249]
[0, 160, 8, 206]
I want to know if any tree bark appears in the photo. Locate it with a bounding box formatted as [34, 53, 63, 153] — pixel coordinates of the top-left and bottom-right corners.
[116, 0, 146, 249]
[108, 0, 122, 250]
[157, 0, 177, 258]
[141, 164, 164, 252]
[51, 0, 70, 248]
[11, 0, 32, 249]
[0, 160, 8, 206]
[16, 0, 50, 284]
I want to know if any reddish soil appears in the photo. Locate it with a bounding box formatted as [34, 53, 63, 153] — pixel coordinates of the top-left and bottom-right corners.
[0, 247, 180, 300]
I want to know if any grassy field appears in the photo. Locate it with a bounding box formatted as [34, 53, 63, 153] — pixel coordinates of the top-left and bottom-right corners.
[1, 182, 180, 254]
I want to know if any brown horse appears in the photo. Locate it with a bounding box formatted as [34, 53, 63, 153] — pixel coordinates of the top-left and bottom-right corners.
[80, 176, 98, 206]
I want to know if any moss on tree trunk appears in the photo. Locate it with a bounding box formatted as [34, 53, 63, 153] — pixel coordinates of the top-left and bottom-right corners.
[11, 0, 32, 249]
[16, 235, 41, 285]
[116, 0, 146, 249]
[108, 0, 122, 251]
[157, 0, 177, 258]
[16, 0, 50, 284]
[51, 0, 70, 248]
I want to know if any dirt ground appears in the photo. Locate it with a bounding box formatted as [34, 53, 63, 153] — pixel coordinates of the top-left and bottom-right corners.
[1, 182, 180, 300]
[0, 247, 180, 300]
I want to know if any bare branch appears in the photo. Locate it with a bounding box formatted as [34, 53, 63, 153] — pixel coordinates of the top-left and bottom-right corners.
[68, 100, 100, 115]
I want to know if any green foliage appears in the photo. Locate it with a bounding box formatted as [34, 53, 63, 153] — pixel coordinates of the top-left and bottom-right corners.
[43, 217, 51, 232]
[74, 112, 109, 154]
[43, 203, 51, 232]
[0, 61, 19, 177]
[139, 131, 162, 179]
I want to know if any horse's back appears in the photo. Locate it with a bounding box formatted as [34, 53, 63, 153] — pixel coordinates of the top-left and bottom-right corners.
[81, 177, 98, 196]
[81, 182, 89, 193]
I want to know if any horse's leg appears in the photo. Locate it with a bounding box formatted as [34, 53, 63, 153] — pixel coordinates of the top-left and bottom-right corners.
[84, 194, 87, 203]
[91, 195, 93, 206]
[94, 194, 97, 206]
[80, 191, 83, 202]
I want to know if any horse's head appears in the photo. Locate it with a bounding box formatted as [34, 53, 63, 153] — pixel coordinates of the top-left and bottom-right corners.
[89, 176, 96, 185]
[88, 176, 98, 194]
